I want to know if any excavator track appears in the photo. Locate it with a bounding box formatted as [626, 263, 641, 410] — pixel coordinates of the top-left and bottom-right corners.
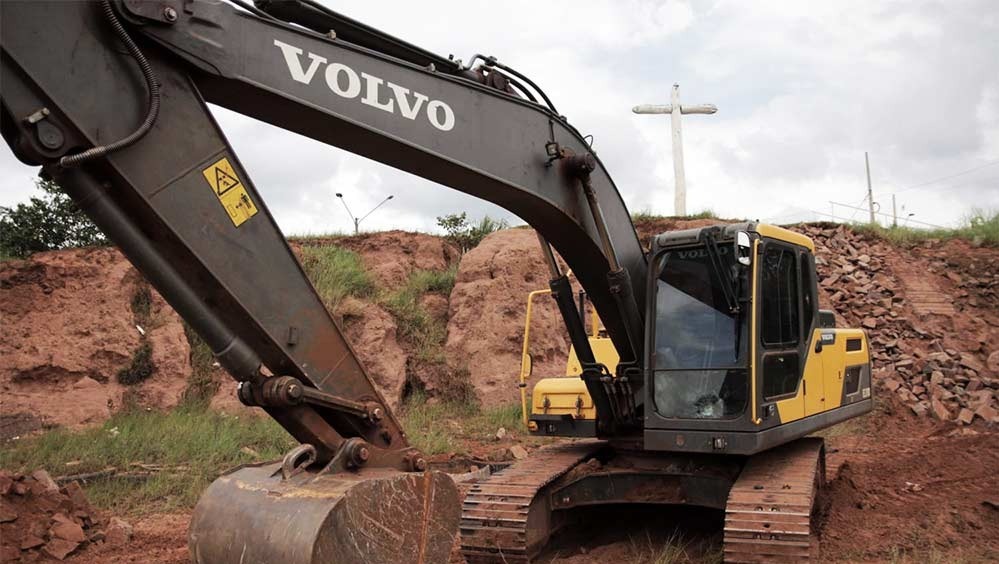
[459, 441, 603, 563]
[723, 438, 826, 563]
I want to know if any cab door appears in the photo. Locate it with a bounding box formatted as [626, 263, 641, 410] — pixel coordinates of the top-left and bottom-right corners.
[799, 251, 826, 417]
[758, 242, 805, 422]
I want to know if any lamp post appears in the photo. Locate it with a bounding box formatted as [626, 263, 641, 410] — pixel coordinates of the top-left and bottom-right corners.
[633, 83, 717, 217]
[335, 192, 394, 234]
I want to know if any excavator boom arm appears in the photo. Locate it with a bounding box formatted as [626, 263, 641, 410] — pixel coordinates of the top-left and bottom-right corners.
[0, 0, 646, 459]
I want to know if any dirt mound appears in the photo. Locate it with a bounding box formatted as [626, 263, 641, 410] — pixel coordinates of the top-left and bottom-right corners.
[0, 469, 132, 562]
[0, 249, 190, 437]
[446, 228, 569, 406]
[334, 230, 459, 288]
[821, 426, 999, 560]
[801, 224, 999, 426]
[339, 297, 408, 411]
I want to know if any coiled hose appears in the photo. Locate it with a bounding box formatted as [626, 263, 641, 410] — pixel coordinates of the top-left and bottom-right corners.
[59, 0, 160, 167]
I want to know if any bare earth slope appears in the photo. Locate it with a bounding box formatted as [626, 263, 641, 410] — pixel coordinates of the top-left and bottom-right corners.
[1, 222, 997, 562]
[0, 248, 190, 437]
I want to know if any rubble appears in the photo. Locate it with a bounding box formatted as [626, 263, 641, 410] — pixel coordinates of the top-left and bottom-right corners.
[0, 470, 128, 562]
[801, 224, 999, 427]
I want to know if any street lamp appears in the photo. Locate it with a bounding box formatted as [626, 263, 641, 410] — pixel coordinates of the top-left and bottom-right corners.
[335, 192, 394, 234]
[633, 83, 717, 216]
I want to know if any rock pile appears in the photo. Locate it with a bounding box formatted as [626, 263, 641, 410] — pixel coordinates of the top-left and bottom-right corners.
[802, 224, 998, 426]
[0, 469, 131, 562]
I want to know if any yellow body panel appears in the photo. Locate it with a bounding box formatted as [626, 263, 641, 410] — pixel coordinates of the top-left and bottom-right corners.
[802, 331, 826, 416]
[531, 336, 618, 421]
[755, 224, 815, 252]
[531, 377, 596, 420]
[775, 381, 805, 423]
[565, 337, 620, 376]
[775, 329, 870, 424]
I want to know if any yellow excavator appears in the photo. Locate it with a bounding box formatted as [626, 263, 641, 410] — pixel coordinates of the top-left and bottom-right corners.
[1, 1, 870, 562]
[507, 223, 872, 562]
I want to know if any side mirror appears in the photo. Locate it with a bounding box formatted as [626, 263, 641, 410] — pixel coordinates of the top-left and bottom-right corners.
[736, 231, 752, 266]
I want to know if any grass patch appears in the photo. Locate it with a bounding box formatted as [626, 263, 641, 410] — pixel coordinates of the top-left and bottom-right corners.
[380, 266, 457, 361]
[129, 284, 152, 326]
[0, 406, 295, 514]
[686, 209, 717, 220]
[851, 208, 998, 247]
[181, 323, 218, 406]
[116, 340, 154, 385]
[287, 231, 348, 241]
[299, 244, 375, 312]
[628, 531, 692, 564]
[631, 209, 718, 222]
[399, 392, 526, 455]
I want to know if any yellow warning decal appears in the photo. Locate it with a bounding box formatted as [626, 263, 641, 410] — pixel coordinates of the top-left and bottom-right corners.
[201, 157, 258, 227]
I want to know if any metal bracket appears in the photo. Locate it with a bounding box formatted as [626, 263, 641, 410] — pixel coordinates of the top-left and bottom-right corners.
[121, 0, 181, 24]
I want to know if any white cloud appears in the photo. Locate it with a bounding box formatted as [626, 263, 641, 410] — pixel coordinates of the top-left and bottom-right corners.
[1, 0, 996, 234]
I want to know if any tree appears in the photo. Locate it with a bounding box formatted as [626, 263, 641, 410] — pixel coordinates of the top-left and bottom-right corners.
[0, 179, 106, 259]
[436, 212, 508, 253]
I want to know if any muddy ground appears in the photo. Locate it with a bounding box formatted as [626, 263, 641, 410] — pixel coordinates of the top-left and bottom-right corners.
[33, 404, 996, 564]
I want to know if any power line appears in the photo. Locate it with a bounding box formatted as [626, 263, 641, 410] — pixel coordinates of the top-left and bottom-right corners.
[828, 200, 948, 229]
[891, 158, 999, 194]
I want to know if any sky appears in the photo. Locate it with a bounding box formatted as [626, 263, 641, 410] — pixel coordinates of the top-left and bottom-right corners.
[1, 0, 997, 234]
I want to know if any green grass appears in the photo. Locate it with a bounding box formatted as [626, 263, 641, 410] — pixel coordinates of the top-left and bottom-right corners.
[181, 323, 218, 405]
[380, 266, 457, 361]
[628, 532, 691, 564]
[686, 209, 717, 220]
[851, 208, 998, 247]
[399, 392, 525, 455]
[299, 244, 375, 312]
[0, 406, 295, 515]
[129, 284, 152, 325]
[631, 209, 718, 222]
[286, 231, 348, 241]
[116, 340, 154, 385]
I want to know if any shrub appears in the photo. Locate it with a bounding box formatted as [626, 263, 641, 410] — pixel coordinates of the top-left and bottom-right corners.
[436, 212, 508, 252]
[117, 340, 155, 385]
[0, 179, 106, 258]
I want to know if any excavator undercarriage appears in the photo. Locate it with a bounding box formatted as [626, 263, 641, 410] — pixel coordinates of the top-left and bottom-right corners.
[460, 439, 825, 563]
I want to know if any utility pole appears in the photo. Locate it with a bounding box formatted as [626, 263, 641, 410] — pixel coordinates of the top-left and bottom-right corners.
[892, 194, 897, 228]
[865, 152, 876, 225]
[633, 84, 717, 217]
[335, 192, 394, 234]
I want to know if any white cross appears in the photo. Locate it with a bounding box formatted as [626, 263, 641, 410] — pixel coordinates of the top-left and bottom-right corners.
[633, 84, 717, 217]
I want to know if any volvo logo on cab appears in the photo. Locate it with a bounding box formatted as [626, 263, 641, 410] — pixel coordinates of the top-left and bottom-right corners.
[273, 39, 456, 132]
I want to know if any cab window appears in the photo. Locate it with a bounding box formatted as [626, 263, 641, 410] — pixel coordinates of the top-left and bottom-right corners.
[651, 246, 748, 420]
[760, 246, 801, 399]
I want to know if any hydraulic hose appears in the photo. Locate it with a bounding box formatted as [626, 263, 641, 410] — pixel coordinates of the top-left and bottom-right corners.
[59, 0, 160, 167]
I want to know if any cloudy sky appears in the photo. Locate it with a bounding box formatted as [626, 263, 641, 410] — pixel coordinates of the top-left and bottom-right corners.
[2, 0, 997, 234]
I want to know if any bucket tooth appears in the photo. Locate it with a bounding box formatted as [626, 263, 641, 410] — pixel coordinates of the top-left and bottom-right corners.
[189, 461, 460, 564]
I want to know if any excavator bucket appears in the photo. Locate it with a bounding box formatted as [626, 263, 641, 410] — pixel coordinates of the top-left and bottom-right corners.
[189, 461, 461, 564]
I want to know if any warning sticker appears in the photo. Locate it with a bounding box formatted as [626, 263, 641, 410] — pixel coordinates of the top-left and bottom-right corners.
[201, 157, 258, 227]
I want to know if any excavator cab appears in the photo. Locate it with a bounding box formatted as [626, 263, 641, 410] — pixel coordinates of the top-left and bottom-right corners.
[642, 222, 872, 453]
[529, 222, 873, 454]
